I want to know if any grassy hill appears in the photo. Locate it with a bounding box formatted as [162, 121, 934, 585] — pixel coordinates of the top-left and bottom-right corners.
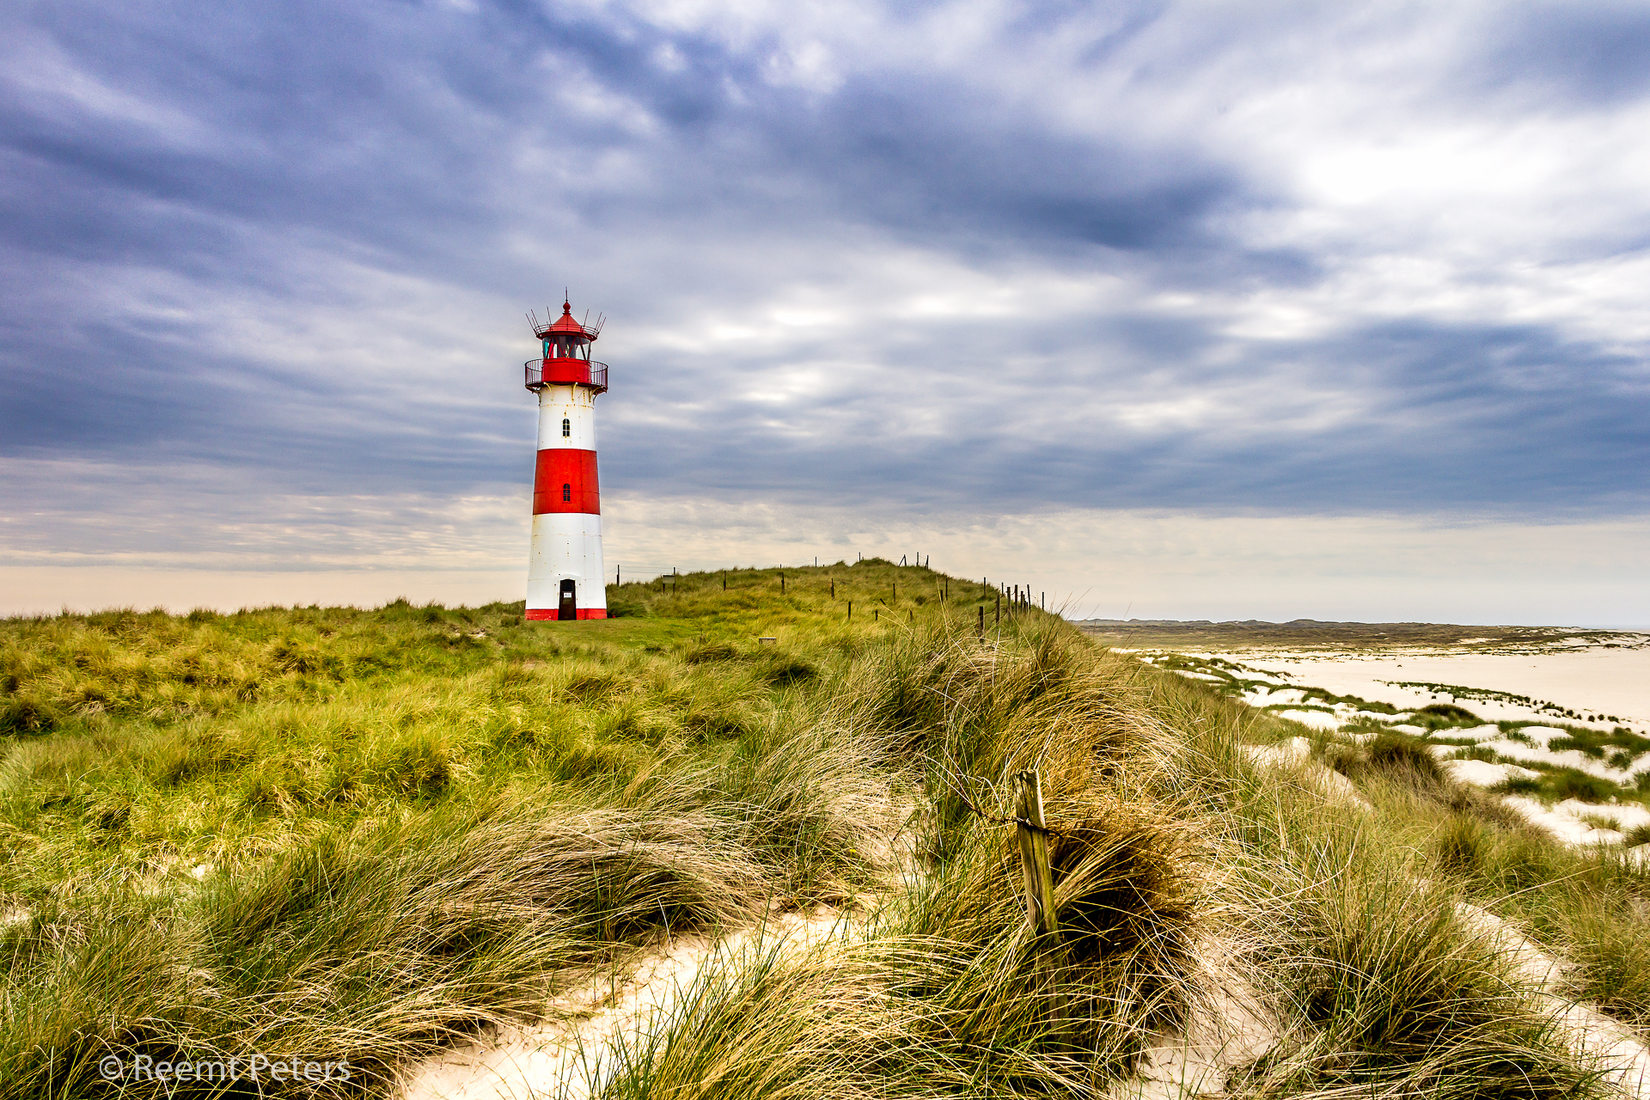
[3, 562, 1649, 1098]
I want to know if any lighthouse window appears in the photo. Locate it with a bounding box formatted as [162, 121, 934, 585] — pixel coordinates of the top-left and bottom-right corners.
[562, 418, 571, 438]
[563, 483, 572, 502]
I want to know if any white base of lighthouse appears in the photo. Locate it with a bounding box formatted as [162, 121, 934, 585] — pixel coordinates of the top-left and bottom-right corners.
[525, 513, 607, 620]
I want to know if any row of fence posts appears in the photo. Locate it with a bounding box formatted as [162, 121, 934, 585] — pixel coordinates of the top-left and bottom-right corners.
[972, 577, 1048, 637]
[612, 561, 1047, 635]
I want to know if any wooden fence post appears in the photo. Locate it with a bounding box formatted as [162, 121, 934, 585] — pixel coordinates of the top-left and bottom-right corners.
[978, 605, 984, 637]
[1015, 769, 1057, 935]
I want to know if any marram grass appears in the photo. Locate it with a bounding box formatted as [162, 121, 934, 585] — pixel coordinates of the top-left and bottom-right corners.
[0, 562, 1643, 1098]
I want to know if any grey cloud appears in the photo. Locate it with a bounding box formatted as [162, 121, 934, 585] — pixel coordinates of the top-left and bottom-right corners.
[2, 0, 1648, 570]
[595, 314, 1650, 516]
[1471, 3, 1650, 107]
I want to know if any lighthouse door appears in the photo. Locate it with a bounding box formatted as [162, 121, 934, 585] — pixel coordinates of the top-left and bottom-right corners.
[558, 580, 577, 621]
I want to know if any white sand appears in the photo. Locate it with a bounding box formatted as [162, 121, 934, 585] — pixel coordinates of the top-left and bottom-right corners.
[1145, 639, 1650, 812]
[1498, 797, 1650, 847]
[1244, 738, 1373, 812]
[1107, 940, 1280, 1100]
[1445, 758, 1539, 788]
[1148, 638, 1650, 851]
[396, 907, 849, 1100]
[1200, 647, 1650, 734]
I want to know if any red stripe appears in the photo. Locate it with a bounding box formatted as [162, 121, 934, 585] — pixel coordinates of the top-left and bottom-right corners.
[532, 449, 600, 514]
[524, 607, 608, 621]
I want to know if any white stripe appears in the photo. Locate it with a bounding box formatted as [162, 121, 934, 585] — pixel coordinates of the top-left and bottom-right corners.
[526, 513, 608, 612]
[537, 385, 599, 450]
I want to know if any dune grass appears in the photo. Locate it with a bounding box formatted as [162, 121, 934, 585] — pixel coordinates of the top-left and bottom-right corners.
[585, 620, 1611, 1100]
[1318, 724, 1650, 1048]
[3, 563, 1645, 1098]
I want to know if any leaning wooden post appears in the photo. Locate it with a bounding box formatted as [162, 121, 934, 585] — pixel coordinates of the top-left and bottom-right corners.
[1015, 769, 1057, 936]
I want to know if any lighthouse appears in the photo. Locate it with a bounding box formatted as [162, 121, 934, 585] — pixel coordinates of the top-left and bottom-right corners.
[522, 298, 608, 621]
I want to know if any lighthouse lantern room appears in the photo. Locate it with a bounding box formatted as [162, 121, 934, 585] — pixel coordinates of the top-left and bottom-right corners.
[522, 298, 609, 621]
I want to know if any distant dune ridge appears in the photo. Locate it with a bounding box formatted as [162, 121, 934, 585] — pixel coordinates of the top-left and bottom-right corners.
[1077, 618, 1646, 650]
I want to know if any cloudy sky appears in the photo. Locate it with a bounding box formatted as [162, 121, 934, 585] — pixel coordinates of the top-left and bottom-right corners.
[3, 0, 1648, 623]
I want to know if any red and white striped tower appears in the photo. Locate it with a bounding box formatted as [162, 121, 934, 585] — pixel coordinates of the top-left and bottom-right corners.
[522, 299, 609, 621]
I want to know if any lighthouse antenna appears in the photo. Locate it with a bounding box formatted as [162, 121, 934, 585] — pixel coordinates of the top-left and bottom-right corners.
[589, 312, 606, 337]
[526, 309, 540, 334]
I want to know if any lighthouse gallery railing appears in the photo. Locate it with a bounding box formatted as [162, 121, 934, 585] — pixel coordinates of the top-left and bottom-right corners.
[525, 359, 608, 394]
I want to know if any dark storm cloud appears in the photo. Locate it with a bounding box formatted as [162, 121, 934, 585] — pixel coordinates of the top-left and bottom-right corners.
[597, 314, 1650, 516]
[1471, 3, 1650, 107]
[2, 0, 1648, 565]
[2, 0, 1269, 276]
[767, 76, 1252, 254]
[0, 2, 520, 272]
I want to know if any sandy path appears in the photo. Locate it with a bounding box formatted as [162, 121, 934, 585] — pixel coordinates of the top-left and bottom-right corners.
[1458, 903, 1650, 1098]
[395, 906, 849, 1100]
[1107, 946, 1280, 1100]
